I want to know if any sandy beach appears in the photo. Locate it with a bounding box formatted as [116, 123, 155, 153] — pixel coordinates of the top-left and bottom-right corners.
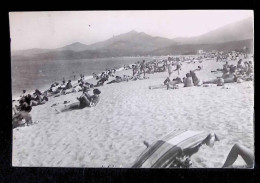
[12, 59, 254, 168]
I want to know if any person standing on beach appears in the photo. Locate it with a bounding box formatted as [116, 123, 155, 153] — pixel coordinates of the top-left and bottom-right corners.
[247, 61, 253, 76]
[167, 60, 173, 78]
[173, 61, 181, 76]
[140, 60, 146, 77]
[136, 61, 141, 75]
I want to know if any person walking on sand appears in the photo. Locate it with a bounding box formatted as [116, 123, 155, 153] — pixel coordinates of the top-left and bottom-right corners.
[173, 61, 182, 76]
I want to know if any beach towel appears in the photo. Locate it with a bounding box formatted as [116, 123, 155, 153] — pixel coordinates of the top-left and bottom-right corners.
[132, 130, 218, 168]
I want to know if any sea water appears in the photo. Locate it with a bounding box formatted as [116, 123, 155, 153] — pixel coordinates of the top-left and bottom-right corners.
[11, 57, 152, 98]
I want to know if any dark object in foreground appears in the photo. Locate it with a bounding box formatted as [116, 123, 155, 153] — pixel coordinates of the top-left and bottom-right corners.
[132, 130, 219, 168]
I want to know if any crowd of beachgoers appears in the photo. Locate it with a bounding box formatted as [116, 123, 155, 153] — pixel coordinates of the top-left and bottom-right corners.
[12, 50, 253, 129]
[12, 50, 254, 168]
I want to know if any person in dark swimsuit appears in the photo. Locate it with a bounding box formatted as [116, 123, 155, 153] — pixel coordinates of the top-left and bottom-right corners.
[55, 88, 101, 113]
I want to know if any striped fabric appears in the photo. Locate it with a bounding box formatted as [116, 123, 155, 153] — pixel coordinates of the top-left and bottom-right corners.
[132, 130, 214, 168]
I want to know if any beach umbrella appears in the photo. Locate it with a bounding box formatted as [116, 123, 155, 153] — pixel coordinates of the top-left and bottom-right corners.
[132, 130, 219, 168]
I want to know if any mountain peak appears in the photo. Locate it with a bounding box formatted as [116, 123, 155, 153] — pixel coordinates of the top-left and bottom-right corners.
[58, 42, 89, 51]
[69, 42, 86, 46]
[128, 30, 138, 34]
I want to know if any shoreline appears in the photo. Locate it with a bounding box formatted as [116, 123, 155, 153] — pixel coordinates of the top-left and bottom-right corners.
[12, 54, 252, 100]
[12, 65, 126, 100]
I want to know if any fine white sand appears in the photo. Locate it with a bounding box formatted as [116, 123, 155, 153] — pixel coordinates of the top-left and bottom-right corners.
[12, 58, 254, 168]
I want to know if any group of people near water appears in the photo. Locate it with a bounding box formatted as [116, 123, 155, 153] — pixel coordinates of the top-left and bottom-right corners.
[204, 59, 253, 86]
[123, 58, 183, 80]
[216, 51, 248, 62]
[12, 89, 49, 128]
[148, 54, 253, 90]
[12, 52, 253, 130]
[12, 50, 254, 168]
[12, 73, 103, 128]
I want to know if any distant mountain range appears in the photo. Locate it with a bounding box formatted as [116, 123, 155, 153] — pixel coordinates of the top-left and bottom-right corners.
[172, 17, 253, 44]
[12, 17, 254, 61]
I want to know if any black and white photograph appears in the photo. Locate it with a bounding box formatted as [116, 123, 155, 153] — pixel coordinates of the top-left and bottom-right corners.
[10, 10, 254, 168]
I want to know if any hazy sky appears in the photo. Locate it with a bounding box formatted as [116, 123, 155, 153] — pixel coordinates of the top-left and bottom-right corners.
[9, 10, 253, 50]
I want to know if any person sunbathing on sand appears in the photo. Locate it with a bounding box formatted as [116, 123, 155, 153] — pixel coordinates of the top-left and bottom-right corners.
[20, 89, 27, 98]
[66, 80, 73, 89]
[237, 59, 244, 71]
[183, 73, 194, 87]
[222, 143, 254, 168]
[246, 61, 253, 76]
[143, 138, 253, 168]
[222, 62, 230, 77]
[204, 64, 237, 85]
[107, 76, 123, 84]
[142, 132, 218, 168]
[31, 91, 46, 106]
[12, 105, 33, 128]
[17, 94, 34, 110]
[164, 77, 182, 90]
[55, 88, 101, 113]
[95, 75, 109, 87]
[190, 70, 202, 86]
